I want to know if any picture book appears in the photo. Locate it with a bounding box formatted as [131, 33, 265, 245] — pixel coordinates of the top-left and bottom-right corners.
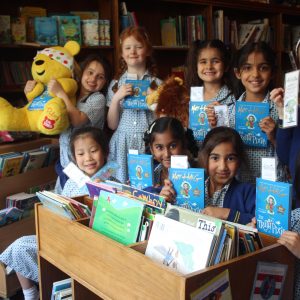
[6, 192, 39, 211]
[81, 19, 99, 46]
[145, 214, 215, 274]
[11, 17, 26, 44]
[127, 153, 153, 189]
[0, 153, 24, 178]
[190, 269, 232, 300]
[0, 15, 11, 44]
[34, 17, 58, 45]
[123, 79, 150, 109]
[169, 167, 205, 212]
[55, 15, 82, 45]
[235, 101, 269, 148]
[92, 191, 144, 245]
[189, 101, 211, 141]
[250, 261, 287, 300]
[160, 17, 177, 47]
[86, 181, 117, 199]
[0, 207, 23, 227]
[51, 278, 72, 300]
[256, 178, 292, 238]
[22, 150, 48, 172]
[283, 70, 300, 128]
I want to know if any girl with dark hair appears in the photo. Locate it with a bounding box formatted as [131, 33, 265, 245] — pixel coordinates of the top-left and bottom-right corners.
[199, 127, 255, 224]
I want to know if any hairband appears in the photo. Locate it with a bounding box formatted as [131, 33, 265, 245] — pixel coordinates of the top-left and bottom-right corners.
[147, 121, 156, 135]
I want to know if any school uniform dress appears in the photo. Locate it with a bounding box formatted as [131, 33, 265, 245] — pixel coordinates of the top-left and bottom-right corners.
[106, 71, 162, 183]
[55, 92, 107, 193]
[228, 92, 287, 184]
[205, 178, 256, 225]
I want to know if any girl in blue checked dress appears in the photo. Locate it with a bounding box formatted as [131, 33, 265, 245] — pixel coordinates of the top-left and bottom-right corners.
[106, 26, 162, 183]
[0, 127, 115, 300]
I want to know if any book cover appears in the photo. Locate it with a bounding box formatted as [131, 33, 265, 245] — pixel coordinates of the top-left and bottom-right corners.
[92, 190, 144, 245]
[81, 19, 99, 46]
[56, 15, 82, 45]
[0, 154, 24, 178]
[169, 167, 205, 212]
[127, 153, 153, 189]
[22, 150, 48, 172]
[6, 192, 39, 210]
[145, 214, 215, 274]
[189, 101, 211, 141]
[123, 79, 150, 109]
[190, 269, 232, 300]
[11, 17, 26, 44]
[0, 15, 11, 44]
[51, 278, 72, 300]
[0, 207, 23, 227]
[235, 101, 269, 148]
[34, 17, 58, 45]
[160, 18, 177, 47]
[86, 181, 117, 199]
[256, 178, 292, 238]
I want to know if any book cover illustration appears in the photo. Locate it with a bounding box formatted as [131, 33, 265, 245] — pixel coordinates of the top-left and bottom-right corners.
[34, 17, 58, 45]
[190, 269, 232, 300]
[189, 101, 211, 141]
[0, 153, 24, 178]
[81, 19, 99, 46]
[92, 190, 144, 245]
[256, 178, 292, 238]
[56, 15, 82, 45]
[145, 214, 215, 274]
[123, 79, 150, 109]
[127, 153, 153, 189]
[250, 261, 287, 300]
[0, 15, 11, 44]
[0, 207, 23, 227]
[169, 168, 205, 212]
[11, 17, 26, 44]
[235, 101, 269, 148]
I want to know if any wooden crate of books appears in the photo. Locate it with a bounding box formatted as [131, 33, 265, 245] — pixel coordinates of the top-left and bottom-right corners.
[36, 204, 296, 300]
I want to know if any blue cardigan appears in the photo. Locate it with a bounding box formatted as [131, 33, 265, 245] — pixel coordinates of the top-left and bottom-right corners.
[144, 178, 255, 225]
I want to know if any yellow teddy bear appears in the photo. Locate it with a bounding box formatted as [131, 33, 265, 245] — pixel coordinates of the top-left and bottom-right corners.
[0, 41, 80, 135]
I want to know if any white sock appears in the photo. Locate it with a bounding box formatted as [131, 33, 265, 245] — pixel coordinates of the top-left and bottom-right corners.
[23, 285, 39, 300]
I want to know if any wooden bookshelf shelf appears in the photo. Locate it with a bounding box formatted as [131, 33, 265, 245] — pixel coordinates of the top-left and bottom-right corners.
[36, 204, 296, 300]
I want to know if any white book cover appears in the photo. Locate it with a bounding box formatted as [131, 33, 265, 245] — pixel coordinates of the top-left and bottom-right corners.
[145, 214, 215, 274]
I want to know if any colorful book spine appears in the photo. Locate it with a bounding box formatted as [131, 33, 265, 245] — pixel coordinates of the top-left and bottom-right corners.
[235, 101, 269, 148]
[123, 79, 150, 109]
[169, 167, 205, 212]
[189, 101, 211, 141]
[256, 178, 292, 238]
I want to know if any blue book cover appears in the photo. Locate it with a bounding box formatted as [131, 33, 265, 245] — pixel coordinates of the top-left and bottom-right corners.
[189, 101, 211, 141]
[55, 15, 82, 45]
[256, 178, 292, 238]
[127, 153, 153, 189]
[34, 17, 58, 45]
[169, 168, 205, 212]
[123, 79, 150, 109]
[235, 102, 269, 148]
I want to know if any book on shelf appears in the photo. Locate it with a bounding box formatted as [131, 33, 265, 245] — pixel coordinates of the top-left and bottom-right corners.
[70, 11, 99, 20]
[127, 153, 154, 189]
[169, 167, 205, 212]
[0, 207, 24, 227]
[0, 152, 24, 178]
[81, 19, 99, 46]
[92, 190, 145, 245]
[99, 19, 111, 46]
[51, 278, 72, 300]
[123, 79, 150, 109]
[6, 192, 39, 211]
[55, 15, 82, 45]
[238, 23, 258, 48]
[256, 178, 292, 238]
[11, 17, 26, 44]
[190, 269, 232, 300]
[40, 143, 60, 167]
[160, 18, 177, 47]
[0, 15, 11, 44]
[189, 101, 211, 141]
[34, 17, 58, 45]
[145, 214, 215, 274]
[235, 101, 269, 148]
[21, 149, 48, 172]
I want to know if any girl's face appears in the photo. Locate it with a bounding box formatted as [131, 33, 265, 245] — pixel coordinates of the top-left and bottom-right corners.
[235, 51, 272, 98]
[81, 61, 106, 95]
[197, 47, 225, 85]
[150, 130, 184, 169]
[122, 36, 148, 69]
[73, 134, 105, 177]
[208, 142, 239, 190]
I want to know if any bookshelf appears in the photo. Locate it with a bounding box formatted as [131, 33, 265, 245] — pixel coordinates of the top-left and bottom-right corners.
[36, 203, 296, 300]
[122, 0, 300, 82]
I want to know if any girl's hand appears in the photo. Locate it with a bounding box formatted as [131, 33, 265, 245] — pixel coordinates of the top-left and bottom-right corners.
[202, 206, 230, 220]
[24, 80, 37, 94]
[48, 79, 66, 98]
[112, 83, 133, 104]
[160, 179, 176, 203]
[270, 88, 284, 119]
[259, 116, 276, 145]
[206, 102, 219, 128]
[278, 230, 300, 259]
[246, 217, 257, 228]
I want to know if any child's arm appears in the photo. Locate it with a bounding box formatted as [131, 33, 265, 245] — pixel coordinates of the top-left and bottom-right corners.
[48, 79, 88, 127]
[202, 207, 230, 220]
[278, 231, 300, 259]
[107, 83, 133, 130]
[159, 179, 176, 203]
[259, 116, 276, 146]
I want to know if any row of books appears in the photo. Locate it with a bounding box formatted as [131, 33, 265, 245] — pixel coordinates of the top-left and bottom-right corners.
[0, 10, 111, 46]
[51, 278, 72, 300]
[0, 143, 59, 178]
[0, 61, 32, 88]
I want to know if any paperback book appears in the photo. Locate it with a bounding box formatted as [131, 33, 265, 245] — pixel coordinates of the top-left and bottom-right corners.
[34, 17, 58, 45]
[55, 15, 82, 45]
[169, 167, 205, 212]
[127, 153, 153, 189]
[189, 101, 211, 141]
[235, 101, 269, 148]
[123, 79, 150, 109]
[256, 178, 292, 238]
